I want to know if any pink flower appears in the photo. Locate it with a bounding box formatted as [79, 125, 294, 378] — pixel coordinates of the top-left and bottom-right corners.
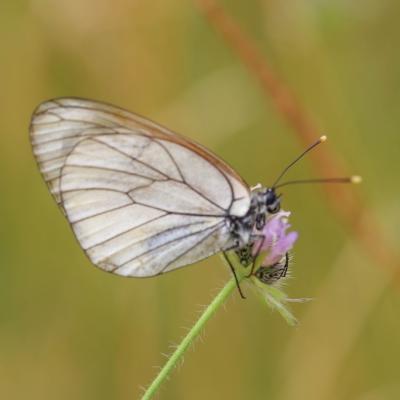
[253, 210, 298, 266]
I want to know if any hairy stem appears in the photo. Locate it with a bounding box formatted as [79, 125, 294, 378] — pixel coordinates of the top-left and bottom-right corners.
[141, 277, 239, 400]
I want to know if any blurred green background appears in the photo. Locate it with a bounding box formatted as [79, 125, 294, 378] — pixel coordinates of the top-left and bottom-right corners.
[1, 1, 400, 399]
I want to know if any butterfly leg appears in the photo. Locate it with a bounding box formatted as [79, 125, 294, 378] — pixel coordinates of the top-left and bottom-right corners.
[246, 233, 266, 278]
[281, 252, 289, 278]
[222, 251, 246, 299]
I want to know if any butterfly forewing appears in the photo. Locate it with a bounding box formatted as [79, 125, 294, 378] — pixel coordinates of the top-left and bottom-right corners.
[30, 98, 251, 277]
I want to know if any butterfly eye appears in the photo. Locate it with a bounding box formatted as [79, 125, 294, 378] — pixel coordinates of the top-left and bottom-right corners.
[267, 202, 280, 214]
[265, 189, 281, 214]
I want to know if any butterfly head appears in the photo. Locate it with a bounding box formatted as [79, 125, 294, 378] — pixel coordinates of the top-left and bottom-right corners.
[264, 187, 281, 214]
[249, 186, 281, 229]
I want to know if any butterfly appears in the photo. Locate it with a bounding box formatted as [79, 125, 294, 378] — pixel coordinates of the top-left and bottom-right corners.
[30, 98, 354, 290]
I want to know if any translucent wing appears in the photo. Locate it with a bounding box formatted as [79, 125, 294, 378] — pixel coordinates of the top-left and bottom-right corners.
[30, 98, 251, 277]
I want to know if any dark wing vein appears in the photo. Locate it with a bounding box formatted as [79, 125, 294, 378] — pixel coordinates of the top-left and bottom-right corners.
[39, 101, 164, 133]
[89, 138, 170, 180]
[155, 139, 227, 212]
[154, 139, 185, 181]
[217, 169, 235, 212]
[160, 222, 229, 273]
[61, 187, 129, 195]
[84, 212, 168, 251]
[73, 202, 142, 224]
[64, 163, 161, 182]
[130, 200, 224, 218]
[115, 220, 225, 271]
[87, 137, 227, 212]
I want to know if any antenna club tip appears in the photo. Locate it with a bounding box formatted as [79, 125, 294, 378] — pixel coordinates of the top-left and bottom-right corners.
[351, 175, 362, 184]
[320, 135, 328, 142]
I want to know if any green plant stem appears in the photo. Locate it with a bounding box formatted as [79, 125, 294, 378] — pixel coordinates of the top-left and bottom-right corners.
[141, 276, 239, 400]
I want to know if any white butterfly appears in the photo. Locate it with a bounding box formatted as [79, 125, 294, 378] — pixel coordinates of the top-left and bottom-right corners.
[30, 98, 283, 278]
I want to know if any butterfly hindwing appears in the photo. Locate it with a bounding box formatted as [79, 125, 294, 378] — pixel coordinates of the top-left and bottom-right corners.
[30, 98, 251, 276]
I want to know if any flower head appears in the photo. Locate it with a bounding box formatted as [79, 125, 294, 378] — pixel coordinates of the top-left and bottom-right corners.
[250, 210, 299, 325]
[254, 210, 298, 266]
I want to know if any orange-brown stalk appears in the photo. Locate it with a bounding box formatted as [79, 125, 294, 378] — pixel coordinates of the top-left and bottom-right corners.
[195, 0, 398, 275]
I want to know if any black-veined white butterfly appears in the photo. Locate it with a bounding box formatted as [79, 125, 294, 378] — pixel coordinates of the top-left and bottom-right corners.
[30, 98, 357, 292]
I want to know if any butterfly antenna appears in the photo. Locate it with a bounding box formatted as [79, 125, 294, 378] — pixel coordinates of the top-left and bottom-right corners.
[275, 175, 362, 189]
[272, 135, 327, 188]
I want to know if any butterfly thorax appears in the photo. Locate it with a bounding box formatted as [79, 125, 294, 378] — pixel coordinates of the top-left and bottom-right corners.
[228, 187, 280, 264]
